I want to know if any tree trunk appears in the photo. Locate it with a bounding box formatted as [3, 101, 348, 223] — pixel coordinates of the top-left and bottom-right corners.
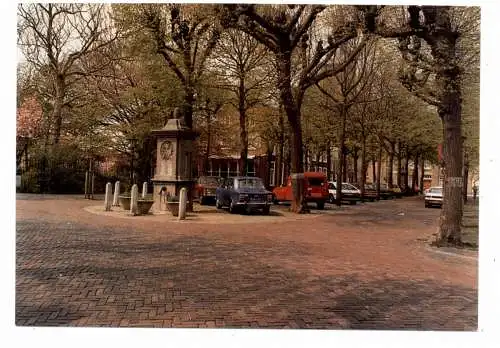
[420, 157, 425, 194]
[360, 134, 367, 200]
[388, 142, 395, 187]
[404, 152, 410, 190]
[335, 105, 347, 206]
[183, 88, 195, 129]
[353, 152, 359, 185]
[412, 153, 419, 193]
[276, 51, 307, 213]
[463, 158, 469, 204]
[204, 112, 211, 175]
[326, 142, 332, 181]
[52, 76, 65, 145]
[372, 159, 376, 184]
[396, 141, 402, 187]
[304, 146, 309, 172]
[342, 151, 348, 183]
[376, 145, 382, 200]
[239, 77, 248, 176]
[276, 108, 285, 185]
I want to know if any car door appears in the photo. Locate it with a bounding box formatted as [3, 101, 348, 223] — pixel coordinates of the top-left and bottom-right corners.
[223, 178, 233, 205]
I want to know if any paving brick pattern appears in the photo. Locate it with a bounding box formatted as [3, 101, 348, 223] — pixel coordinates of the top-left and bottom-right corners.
[16, 195, 478, 329]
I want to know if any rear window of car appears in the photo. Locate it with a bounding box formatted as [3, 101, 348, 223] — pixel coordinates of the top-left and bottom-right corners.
[429, 188, 442, 194]
[308, 178, 325, 186]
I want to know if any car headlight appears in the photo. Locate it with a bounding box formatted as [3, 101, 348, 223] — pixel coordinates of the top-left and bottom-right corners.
[267, 194, 273, 201]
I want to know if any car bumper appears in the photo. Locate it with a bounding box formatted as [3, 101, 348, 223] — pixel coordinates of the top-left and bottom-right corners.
[425, 199, 443, 205]
[234, 201, 272, 207]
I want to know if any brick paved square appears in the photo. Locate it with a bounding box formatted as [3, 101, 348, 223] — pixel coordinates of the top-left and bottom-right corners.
[16, 195, 477, 330]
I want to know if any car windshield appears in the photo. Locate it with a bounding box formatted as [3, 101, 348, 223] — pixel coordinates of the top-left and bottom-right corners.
[199, 177, 219, 185]
[429, 188, 443, 194]
[236, 178, 265, 189]
[342, 183, 357, 190]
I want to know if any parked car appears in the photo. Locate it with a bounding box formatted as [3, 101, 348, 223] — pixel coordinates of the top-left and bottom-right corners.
[354, 184, 377, 202]
[389, 184, 404, 198]
[272, 172, 329, 209]
[216, 176, 273, 214]
[378, 184, 395, 199]
[328, 182, 361, 205]
[194, 176, 220, 205]
[424, 186, 443, 208]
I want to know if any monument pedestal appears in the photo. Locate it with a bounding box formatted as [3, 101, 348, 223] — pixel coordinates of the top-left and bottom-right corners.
[151, 118, 199, 213]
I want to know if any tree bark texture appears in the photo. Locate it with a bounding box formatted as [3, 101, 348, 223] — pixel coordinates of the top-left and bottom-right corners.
[420, 158, 425, 194]
[239, 77, 249, 176]
[404, 153, 410, 190]
[52, 76, 65, 145]
[431, 16, 464, 245]
[335, 105, 347, 206]
[412, 153, 419, 192]
[396, 142, 402, 187]
[276, 51, 307, 213]
[360, 135, 367, 200]
[388, 142, 395, 187]
[376, 146, 382, 200]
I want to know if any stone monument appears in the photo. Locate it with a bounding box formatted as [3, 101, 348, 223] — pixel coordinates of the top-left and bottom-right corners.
[151, 108, 199, 212]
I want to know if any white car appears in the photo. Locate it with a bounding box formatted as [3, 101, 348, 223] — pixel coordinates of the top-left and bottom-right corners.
[424, 187, 443, 208]
[328, 182, 361, 204]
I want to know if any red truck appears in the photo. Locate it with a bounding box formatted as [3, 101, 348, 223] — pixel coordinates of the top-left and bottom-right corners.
[272, 172, 329, 209]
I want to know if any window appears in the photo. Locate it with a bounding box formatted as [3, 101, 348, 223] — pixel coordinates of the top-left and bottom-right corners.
[308, 177, 325, 186]
[236, 178, 265, 189]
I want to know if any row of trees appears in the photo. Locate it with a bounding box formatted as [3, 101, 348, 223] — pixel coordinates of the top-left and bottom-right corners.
[17, 4, 479, 246]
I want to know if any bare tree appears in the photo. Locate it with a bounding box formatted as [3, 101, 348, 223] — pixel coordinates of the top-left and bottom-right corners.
[218, 4, 367, 212]
[361, 5, 480, 246]
[316, 40, 378, 205]
[18, 3, 119, 145]
[212, 29, 271, 175]
[141, 4, 221, 129]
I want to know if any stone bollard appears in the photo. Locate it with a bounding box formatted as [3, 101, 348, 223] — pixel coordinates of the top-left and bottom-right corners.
[104, 182, 113, 211]
[113, 181, 120, 206]
[178, 187, 187, 220]
[130, 184, 139, 216]
[142, 182, 148, 199]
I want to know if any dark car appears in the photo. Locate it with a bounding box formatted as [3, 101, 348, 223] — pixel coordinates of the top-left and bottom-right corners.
[360, 184, 378, 201]
[379, 184, 395, 199]
[194, 176, 220, 205]
[216, 176, 273, 214]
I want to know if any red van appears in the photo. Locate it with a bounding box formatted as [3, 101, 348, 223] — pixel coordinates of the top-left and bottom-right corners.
[272, 172, 329, 209]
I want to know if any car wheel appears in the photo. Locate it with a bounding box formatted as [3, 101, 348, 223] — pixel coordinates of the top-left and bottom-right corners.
[349, 200, 356, 205]
[262, 206, 270, 215]
[329, 194, 335, 204]
[229, 199, 237, 214]
[273, 195, 279, 205]
[317, 201, 325, 210]
[216, 198, 222, 209]
[425, 202, 429, 208]
[200, 195, 206, 205]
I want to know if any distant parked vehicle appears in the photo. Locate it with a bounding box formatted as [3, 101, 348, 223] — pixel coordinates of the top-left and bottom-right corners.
[216, 176, 273, 214]
[328, 182, 361, 205]
[272, 172, 329, 209]
[355, 184, 377, 202]
[389, 184, 404, 198]
[379, 184, 395, 199]
[194, 176, 220, 205]
[424, 186, 443, 208]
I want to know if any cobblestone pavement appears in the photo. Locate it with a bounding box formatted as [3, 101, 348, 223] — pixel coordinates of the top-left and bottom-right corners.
[16, 194, 478, 329]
